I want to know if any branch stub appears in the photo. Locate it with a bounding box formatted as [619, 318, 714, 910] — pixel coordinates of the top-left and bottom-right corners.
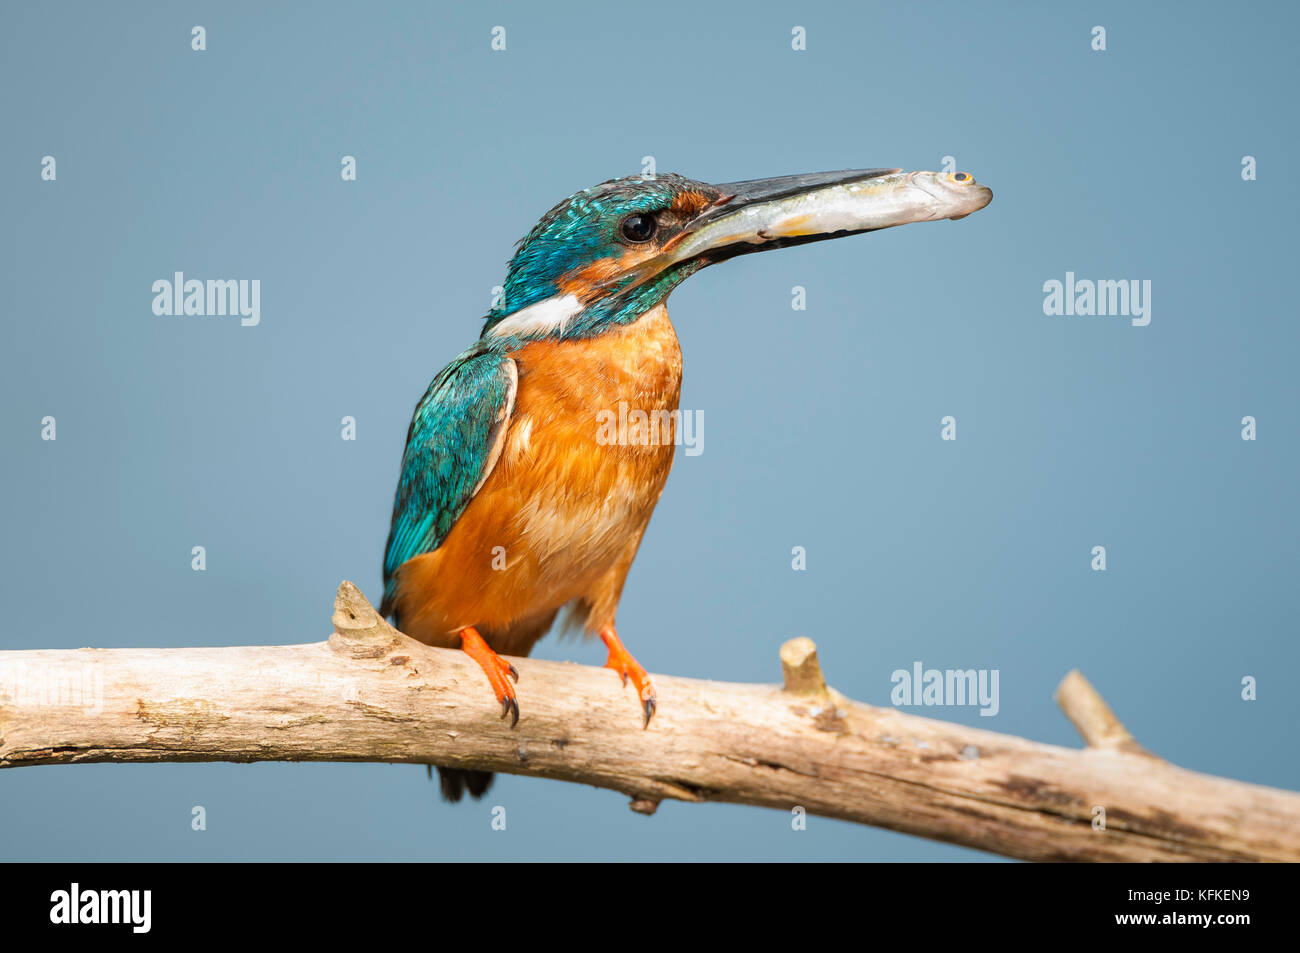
[780, 637, 829, 698]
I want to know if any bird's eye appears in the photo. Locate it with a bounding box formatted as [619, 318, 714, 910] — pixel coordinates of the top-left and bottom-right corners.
[620, 214, 657, 243]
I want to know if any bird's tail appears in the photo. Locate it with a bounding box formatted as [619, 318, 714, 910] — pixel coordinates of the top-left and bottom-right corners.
[434, 766, 495, 802]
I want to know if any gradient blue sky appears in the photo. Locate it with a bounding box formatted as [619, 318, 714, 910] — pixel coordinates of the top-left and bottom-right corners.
[2, 1, 1297, 861]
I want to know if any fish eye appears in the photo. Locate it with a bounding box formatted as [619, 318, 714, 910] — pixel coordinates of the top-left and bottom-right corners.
[620, 213, 657, 243]
[951, 172, 972, 184]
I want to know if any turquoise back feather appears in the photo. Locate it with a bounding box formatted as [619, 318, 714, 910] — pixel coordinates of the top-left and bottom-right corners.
[380, 347, 515, 615]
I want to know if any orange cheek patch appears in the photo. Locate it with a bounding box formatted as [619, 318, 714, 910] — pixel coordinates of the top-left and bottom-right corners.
[558, 246, 661, 300]
[554, 190, 721, 300]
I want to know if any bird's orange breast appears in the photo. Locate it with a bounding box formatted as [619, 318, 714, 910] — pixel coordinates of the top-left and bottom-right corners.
[392, 304, 683, 648]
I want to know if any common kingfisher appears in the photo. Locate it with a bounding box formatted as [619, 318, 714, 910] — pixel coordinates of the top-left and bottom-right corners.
[381, 167, 992, 800]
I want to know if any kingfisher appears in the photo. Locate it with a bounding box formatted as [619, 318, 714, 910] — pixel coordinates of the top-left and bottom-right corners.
[381, 167, 992, 800]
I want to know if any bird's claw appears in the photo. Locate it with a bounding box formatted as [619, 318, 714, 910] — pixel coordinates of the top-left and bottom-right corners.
[458, 625, 521, 729]
[599, 626, 657, 729]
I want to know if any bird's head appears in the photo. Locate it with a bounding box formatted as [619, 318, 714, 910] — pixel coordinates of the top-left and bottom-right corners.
[482, 168, 992, 342]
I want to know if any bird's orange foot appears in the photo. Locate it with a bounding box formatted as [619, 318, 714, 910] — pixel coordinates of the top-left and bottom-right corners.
[457, 626, 520, 727]
[599, 626, 657, 728]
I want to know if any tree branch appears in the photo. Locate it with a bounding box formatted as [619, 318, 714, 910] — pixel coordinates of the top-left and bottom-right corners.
[1, 581, 1296, 862]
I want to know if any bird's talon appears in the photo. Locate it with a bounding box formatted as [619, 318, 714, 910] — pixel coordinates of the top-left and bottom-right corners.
[600, 626, 657, 727]
[459, 626, 521, 727]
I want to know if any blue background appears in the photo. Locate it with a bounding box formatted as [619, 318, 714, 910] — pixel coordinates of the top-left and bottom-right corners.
[2, 1, 1296, 861]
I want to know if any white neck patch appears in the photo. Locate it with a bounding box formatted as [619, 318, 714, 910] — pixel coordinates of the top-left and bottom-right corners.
[488, 293, 583, 339]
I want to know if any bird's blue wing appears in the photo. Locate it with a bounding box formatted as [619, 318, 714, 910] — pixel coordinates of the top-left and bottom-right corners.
[381, 347, 518, 615]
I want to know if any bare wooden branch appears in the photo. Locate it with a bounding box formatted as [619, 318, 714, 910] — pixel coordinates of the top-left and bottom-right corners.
[1055, 669, 1153, 757]
[1, 581, 1297, 862]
